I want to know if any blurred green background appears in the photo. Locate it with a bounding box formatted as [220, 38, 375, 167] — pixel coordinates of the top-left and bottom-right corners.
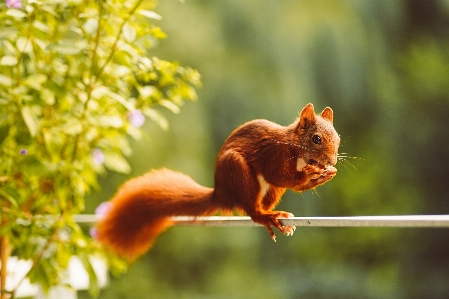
[83, 0, 449, 298]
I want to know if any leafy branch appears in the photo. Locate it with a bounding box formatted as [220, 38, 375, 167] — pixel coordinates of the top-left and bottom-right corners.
[0, 0, 201, 297]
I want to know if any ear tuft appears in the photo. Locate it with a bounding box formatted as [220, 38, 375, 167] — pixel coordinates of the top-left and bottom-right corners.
[320, 107, 333, 123]
[298, 103, 317, 129]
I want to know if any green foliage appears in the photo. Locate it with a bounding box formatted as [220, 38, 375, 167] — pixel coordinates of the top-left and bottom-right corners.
[0, 0, 200, 296]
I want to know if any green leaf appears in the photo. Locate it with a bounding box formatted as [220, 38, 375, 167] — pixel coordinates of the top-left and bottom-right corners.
[127, 125, 142, 140]
[28, 261, 52, 294]
[0, 74, 13, 87]
[55, 242, 71, 268]
[16, 37, 32, 53]
[49, 40, 88, 55]
[116, 43, 137, 57]
[33, 20, 50, 33]
[138, 10, 162, 20]
[83, 18, 99, 36]
[0, 187, 20, 208]
[24, 74, 47, 90]
[149, 26, 167, 39]
[15, 130, 32, 145]
[25, 4, 35, 14]
[33, 38, 48, 51]
[0, 124, 10, 145]
[90, 86, 108, 99]
[62, 119, 83, 135]
[143, 108, 169, 130]
[103, 152, 131, 174]
[97, 115, 123, 128]
[92, 87, 134, 110]
[6, 9, 27, 19]
[21, 106, 39, 137]
[0, 27, 18, 39]
[1, 56, 18, 66]
[112, 51, 132, 67]
[50, 45, 80, 55]
[159, 99, 181, 114]
[2, 40, 18, 55]
[24, 158, 50, 176]
[41, 88, 55, 105]
[78, 254, 100, 298]
[122, 23, 136, 43]
[106, 91, 134, 111]
[138, 86, 156, 100]
[43, 130, 63, 154]
[41, 4, 59, 18]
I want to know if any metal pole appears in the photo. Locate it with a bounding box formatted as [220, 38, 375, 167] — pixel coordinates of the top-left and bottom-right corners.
[74, 215, 449, 228]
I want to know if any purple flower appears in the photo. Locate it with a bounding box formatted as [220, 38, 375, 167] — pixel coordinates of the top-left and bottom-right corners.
[92, 149, 104, 165]
[128, 110, 145, 128]
[90, 202, 111, 239]
[19, 148, 27, 155]
[95, 202, 111, 216]
[90, 227, 98, 238]
[6, 0, 21, 8]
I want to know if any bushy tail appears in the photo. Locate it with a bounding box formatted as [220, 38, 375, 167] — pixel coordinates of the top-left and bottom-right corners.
[96, 169, 217, 261]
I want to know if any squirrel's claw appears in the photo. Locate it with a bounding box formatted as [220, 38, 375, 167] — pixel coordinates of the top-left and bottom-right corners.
[283, 225, 296, 237]
[251, 211, 296, 241]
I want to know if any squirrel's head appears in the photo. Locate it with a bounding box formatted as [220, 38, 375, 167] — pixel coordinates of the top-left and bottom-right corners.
[295, 103, 340, 166]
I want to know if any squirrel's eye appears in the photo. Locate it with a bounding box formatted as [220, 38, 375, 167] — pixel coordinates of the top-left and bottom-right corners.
[312, 135, 321, 145]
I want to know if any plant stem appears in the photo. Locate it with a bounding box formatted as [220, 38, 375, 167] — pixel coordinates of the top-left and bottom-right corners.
[10, 226, 60, 299]
[71, 0, 145, 162]
[90, 0, 104, 82]
[0, 237, 11, 299]
[94, 0, 145, 81]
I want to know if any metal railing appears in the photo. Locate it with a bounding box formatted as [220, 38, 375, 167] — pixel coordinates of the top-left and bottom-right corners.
[74, 214, 449, 228]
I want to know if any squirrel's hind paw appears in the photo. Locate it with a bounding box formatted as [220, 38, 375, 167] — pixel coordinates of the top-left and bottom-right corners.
[251, 211, 296, 240]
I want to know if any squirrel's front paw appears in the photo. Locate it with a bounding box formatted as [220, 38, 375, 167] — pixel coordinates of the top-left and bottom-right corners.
[302, 164, 325, 179]
[293, 164, 337, 192]
[304, 165, 337, 190]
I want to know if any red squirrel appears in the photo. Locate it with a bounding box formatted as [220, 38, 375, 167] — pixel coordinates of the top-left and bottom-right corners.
[97, 103, 340, 261]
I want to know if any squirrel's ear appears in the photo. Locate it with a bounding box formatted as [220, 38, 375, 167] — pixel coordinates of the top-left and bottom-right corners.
[321, 107, 333, 123]
[298, 103, 317, 129]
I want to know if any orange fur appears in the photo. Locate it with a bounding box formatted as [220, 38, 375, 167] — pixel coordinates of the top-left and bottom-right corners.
[97, 169, 219, 261]
[97, 103, 340, 260]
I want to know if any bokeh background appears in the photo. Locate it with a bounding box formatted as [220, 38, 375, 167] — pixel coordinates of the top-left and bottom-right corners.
[83, 1, 449, 298]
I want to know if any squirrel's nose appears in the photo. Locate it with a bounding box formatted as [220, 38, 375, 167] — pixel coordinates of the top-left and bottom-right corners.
[328, 154, 338, 166]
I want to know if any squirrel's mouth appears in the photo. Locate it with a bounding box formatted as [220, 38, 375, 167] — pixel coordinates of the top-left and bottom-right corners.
[308, 159, 326, 169]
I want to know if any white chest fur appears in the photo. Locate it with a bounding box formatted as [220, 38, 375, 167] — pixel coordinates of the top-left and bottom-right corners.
[296, 157, 307, 172]
[257, 174, 270, 198]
